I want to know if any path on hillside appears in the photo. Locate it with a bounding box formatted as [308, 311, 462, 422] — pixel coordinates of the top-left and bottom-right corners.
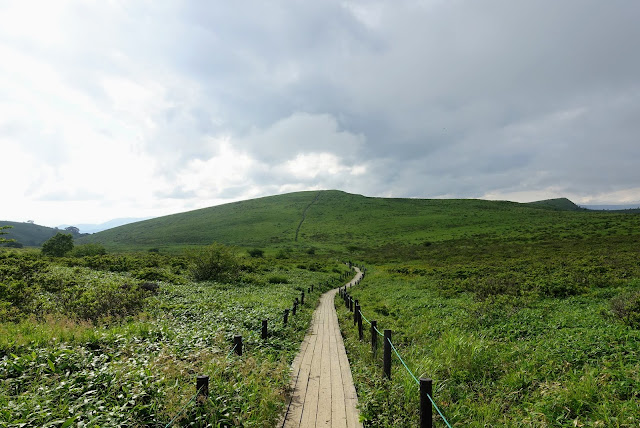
[295, 192, 321, 241]
[281, 268, 362, 427]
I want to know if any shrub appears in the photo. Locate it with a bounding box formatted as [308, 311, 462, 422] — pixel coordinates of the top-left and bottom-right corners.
[41, 233, 74, 257]
[248, 248, 264, 258]
[610, 291, 640, 328]
[267, 275, 289, 284]
[189, 243, 241, 282]
[69, 243, 106, 257]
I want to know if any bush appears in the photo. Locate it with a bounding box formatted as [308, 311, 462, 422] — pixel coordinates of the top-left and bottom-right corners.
[189, 243, 241, 282]
[267, 275, 289, 284]
[41, 233, 74, 257]
[611, 291, 640, 328]
[248, 248, 264, 258]
[69, 243, 107, 257]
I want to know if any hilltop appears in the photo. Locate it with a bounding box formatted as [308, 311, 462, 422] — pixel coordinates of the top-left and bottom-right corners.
[78, 190, 639, 253]
[0, 221, 86, 247]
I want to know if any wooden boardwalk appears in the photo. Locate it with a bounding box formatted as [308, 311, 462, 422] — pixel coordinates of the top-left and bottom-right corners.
[281, 269, 362, 427]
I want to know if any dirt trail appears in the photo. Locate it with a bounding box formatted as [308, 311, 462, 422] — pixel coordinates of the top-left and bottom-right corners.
[281, 268, 362, 427]
[295, 192, 321, 241]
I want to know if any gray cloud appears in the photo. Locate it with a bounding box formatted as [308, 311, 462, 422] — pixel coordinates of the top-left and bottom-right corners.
[3, 0, 640, 225]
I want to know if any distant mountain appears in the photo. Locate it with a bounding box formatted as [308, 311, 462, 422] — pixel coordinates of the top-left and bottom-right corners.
[525, 198, 586, 211]
[59, 218, 151, 234]
[581, 204, 640, 211]
[0, 221, 77, 247]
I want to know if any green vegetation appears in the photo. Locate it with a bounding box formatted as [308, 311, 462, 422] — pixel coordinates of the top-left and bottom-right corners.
[41, 233, 74, 257]
[79, 191, 640, 256]
[0, 221, 86, 248]
[0, 247, 349, 426]
[4, 190, 640, 425]
[337, 224, 640, 426]
[0, 226, 13, 244]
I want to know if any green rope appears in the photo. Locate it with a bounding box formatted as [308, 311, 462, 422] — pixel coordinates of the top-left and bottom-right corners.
[355, 306, 453, 427]
[426, 392, 453, 428]
[386, 337, 453, 428]
[359, 310, 372, 326]
[164, 385, 204, 428]
[386, 337, 420, 385]
[226, 343, 238, 359]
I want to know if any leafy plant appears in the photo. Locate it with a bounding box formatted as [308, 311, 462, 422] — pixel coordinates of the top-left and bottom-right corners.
[189, 243, 241, 282]
[41, 233, 74, 257]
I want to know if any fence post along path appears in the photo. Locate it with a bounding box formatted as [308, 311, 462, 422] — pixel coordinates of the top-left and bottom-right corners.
[281, 267, 363, 427]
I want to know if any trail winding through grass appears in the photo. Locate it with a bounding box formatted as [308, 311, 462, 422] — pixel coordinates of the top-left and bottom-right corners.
[295, 191, 321, 242]
[281, 268, 363, 427]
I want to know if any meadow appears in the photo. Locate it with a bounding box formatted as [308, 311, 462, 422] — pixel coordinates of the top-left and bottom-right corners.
[0, 248, 351, 426]
[337, 232, 640, 426]
[3, 190, 640, 426]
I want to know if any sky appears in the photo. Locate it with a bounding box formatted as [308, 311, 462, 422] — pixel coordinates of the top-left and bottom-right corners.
[2, 0, 640, 227]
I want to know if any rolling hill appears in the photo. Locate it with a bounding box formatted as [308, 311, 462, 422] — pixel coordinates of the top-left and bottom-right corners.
[0, 221, 68, 247]
[79, 190, 640, 253]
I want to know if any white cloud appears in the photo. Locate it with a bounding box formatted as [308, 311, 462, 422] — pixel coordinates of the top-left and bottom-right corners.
[2, 0, 640, 226]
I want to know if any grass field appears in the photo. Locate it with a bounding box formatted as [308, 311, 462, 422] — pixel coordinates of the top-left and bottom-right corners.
[337, 232, 640, 426]
[0, 249, 351, 426]
[4, 190, 640, 426]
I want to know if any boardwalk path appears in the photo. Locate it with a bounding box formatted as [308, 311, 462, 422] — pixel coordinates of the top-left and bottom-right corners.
[281, 268, 362, 427]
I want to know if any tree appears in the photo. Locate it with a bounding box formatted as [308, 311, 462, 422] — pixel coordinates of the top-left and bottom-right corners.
[0, 226, 14, 244]
[41, 233, 74, 257]
[65, 226, 80, 235]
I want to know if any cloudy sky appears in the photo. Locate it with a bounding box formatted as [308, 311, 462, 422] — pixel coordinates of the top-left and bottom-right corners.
[2, 0, 640, 227]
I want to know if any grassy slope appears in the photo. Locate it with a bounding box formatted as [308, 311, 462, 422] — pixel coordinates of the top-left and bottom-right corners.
[79, 191, 320, 250]
[80, 190, 640, 254]
[0, 221, 61, 246]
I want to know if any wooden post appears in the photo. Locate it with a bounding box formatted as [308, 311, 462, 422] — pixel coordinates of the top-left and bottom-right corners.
[420, 378, 433, 428]
[383, 329, 392, 379]
[301, 290, 305, 305]
[196, 375, 209, 402]
[292, 299, 297, 316]
[349, 297, 353, 312]
[353, 301, 359, 325]
[262, 319, 268, 339]
[284, 308, 289, 325]
[311, 284, 314, 291]
[371, 320, 378, 353]
[234, 335, 243, 356]
[357, 306, 363, 341]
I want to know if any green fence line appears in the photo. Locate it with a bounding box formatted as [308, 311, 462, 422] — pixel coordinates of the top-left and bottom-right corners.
[355, 305, 453, 428]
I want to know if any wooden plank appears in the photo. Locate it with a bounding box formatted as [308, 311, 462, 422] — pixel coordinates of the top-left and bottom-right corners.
[281, 269, 363, 427]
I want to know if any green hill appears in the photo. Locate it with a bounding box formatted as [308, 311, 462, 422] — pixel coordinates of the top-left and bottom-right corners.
[79, 190, 640, 253]
[525, 197, 586, 211]
[0, 221, 64, 247]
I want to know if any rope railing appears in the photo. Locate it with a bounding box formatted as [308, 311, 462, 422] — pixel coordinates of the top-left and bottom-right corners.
[164, 385, 205, 428]
[345, 288, 453, 428]
[165, 269, 351, 427]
